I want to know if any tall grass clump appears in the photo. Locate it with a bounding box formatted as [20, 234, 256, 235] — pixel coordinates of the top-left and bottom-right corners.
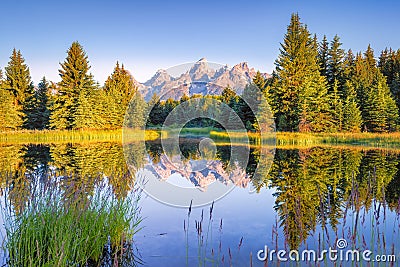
[0, 129, 160, 144]
[209, 130, 263, 144]
[2, 176, 142, 267]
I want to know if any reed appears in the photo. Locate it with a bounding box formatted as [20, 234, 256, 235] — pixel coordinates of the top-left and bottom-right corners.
[276, 132, 400, 147]
[210, 130, 400, 147]
[2, 175, 142, 267]
[209, 130, 262, 143]
[0, 129, 160, 144]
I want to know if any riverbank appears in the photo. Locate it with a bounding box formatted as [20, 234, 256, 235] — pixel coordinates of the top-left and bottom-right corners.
[1, 128, 400, 148]
[0, 129, 160, 144]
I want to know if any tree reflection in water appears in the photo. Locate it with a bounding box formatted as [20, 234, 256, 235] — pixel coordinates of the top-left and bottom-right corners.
[0, 141, 398, 255]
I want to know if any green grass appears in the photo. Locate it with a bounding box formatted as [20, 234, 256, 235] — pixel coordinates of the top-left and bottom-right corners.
[2, 178, 142, 267]
[275, 132, 400, 147]
[2, 128, 400, 148]
[179, 127, 215, 136]
[209, 130, 263, 143]
[209, 130, 400, 148]
[0, 129, 160, 144]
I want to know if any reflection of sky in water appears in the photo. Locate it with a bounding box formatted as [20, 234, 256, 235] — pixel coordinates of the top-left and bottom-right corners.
[136, 182, 400, 266]
[136, 185, 277, 266]
[1, 143, 399, 265]
[166, 173, 196, 188]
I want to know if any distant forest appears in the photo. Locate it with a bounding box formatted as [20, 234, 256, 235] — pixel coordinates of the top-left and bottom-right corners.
[0, 13, 399, 133]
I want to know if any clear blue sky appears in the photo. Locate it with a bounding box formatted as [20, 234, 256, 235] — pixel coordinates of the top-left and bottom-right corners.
[1, 0, 399, 84]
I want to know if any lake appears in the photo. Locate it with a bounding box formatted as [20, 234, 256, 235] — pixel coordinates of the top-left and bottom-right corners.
[0, 138, 399, 266]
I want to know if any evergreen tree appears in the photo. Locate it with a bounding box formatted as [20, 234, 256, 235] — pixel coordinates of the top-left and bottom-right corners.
[220, 86, 236, 104]
[329, 80, 343, 132]
[4, 49, 34, 128]
[4, 49, 33, 106]
[74, 88, 104, 129]
[327, 35, 345, 90]
[24, 77, 50, 129]
[379, 48, 400, 117]
[49, 42, 96, 129]
[0, 88, 23, 131]
[104, 62, 138, 128]
[180, 94, 190, 103]
[125, 92, 147, 129]
[342, 49, 355, 82]
[318, 35, 329, 77]
[219, 86, 238, 127]
[271, 13, 332, 132]
[352, 46, 398, 132]
[342, 81, 362, 132]
[241, 83, 260, 130]
[147, 93, 164, 127]
[364, 45, 376, 70]
[298, 73, 333, 132]
[252, 71, 268, 93]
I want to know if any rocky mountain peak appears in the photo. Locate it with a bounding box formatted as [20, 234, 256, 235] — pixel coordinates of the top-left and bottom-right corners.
[138, 59, 269, 100]
[144, 69, 172, 87]
[197, 57, 207, 63]
[189, 57, 215, 81]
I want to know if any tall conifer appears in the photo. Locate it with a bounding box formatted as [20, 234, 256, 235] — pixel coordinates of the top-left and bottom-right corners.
[49, 42, 96, 129]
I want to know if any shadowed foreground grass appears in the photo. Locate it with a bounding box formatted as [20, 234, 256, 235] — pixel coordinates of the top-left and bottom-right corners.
[2, 177, 142, 267]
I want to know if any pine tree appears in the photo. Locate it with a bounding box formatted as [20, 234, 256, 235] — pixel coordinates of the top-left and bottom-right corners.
[318, 35, 329, 77]
[352, 46, 399, 132]
[4, 49, 33, 106]
[147, 93, 165, 127]
[342, 81, 362, 132]
[364, 45, 376, 70]
[329, 80, 343, 132]
[220, 86, 237, 127]
[241, 83, 261, 131]
[125, 93, 147, 129]
[220, 86, 236, 104]
[49, 42, 96, 129]
[298, 73, 333, 132]
[4, 49, 33, 128]
[0, 87, 23, 131]
[24, 77, 50, 129]
[104, 62, 138, 128]
[327, 35, 345, 90]
[271, 13, 332, 132]
[342, 49, 355, 81]
[365, 73, 393, 132]
[379, 48, 400, 118]
[252, 71, 268, 93]
[180, 94, 190, 103]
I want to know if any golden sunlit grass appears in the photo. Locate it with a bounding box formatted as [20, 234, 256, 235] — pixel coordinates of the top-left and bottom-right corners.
[1, 128, 400, 148]
[210, 130, 400, 148]
[0, 129, 160, 144]
[276, 132, 400, 147]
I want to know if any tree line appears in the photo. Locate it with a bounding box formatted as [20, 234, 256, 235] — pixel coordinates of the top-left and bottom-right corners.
[0, 42, 146, 131]
[258, 13, 400, 133]
[1, 14, 400, 133]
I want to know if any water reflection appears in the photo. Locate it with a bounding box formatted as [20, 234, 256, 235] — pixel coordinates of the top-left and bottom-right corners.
[268, 148, 398, 249]
[0, 141, 399, 262]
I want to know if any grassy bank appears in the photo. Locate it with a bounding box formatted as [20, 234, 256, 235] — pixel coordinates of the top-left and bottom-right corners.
[0, 129, 160, 144]
[210, 130, 400, 147]
[276, 132, 400, 147]
[1, 128, 400, 148]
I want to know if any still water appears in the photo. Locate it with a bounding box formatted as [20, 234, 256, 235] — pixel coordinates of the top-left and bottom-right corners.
[0, 138, 399, 266]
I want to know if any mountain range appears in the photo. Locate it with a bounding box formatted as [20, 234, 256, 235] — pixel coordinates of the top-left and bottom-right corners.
[133, 58, 270, 100]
